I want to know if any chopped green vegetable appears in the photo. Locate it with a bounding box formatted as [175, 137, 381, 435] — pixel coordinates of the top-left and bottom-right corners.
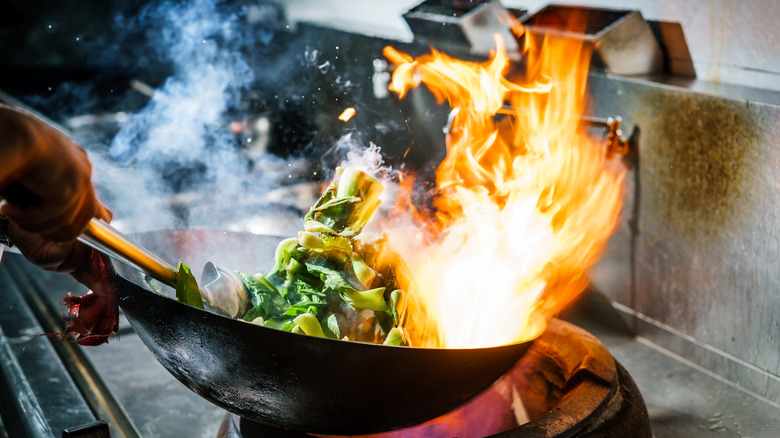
[292, 313, 326, 337]
[345, 287, 387, 311]
[303, 167, 384, 237]
[241, 168, 406, 343]
[298, 231, 323, 249]
[175, 263, 204, 309]
[383, 327, 405, 346]
[158, 167, 409, 346]
[323, 313, 341, 338]
[269, 238, 299, 276]
[352, 255, 376, 287]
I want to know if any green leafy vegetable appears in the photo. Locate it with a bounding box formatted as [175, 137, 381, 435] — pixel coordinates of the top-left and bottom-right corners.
[292, 313, 326, 337]
[383, 327, 405, 346]
[323, 313, 341, 339]
[240, 272, 285, 322]
[304, 167, 383, 237]
[389, 289, 404, 326]
[175, 263, 204, 309]
[160, 167, 410, 346]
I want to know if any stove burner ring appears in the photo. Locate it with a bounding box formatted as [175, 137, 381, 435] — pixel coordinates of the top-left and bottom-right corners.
[217, 319, 651, 437]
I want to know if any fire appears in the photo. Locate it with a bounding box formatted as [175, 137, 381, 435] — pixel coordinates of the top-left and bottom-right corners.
[338, 107, 356, 122]
[381, 29, 625, 348]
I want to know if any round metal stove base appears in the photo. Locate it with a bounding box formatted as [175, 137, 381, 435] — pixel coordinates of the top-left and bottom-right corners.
[217, 318, 652, 438]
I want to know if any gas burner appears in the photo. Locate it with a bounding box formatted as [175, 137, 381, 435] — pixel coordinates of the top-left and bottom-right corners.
[216, 319, 651, 438]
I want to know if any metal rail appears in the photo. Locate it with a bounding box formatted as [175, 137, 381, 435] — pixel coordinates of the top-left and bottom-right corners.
[9, 259, 143, 438]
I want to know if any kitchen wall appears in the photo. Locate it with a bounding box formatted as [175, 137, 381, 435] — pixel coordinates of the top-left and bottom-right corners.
[586, 72, 780, 405]
[512, 0, 780, 406]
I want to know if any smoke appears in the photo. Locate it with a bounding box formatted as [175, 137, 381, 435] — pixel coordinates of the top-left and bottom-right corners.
[23, 0, 397, 234]
[86, 0, 292, 232]
[110, 0, 253, 191]
[90, 152, 179, 232]
[331, 134, 384, 175]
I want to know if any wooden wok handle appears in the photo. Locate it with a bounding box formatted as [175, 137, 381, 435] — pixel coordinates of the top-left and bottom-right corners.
[79, 218, 178, 288]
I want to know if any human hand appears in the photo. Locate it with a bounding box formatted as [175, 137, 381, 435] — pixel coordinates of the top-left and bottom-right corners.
[0, 105, 111, 242]
[6, 219, 120, 345]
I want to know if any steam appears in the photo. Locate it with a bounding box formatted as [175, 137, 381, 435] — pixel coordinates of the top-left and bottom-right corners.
[110, 0, 253, 191]
[32, 0, 391, 234]
[87, 0, 280, 232]
[332, 134, 385, 176]
[327, 134, 406, 223]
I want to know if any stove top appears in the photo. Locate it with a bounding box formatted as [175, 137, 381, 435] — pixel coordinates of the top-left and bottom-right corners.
[0, 248, 778, 437]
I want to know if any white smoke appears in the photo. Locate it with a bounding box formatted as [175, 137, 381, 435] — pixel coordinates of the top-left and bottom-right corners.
[110, 0, 252, 176]
[90, 153, 178, 232]
[334, 134, 384, 175]
[80, 0, 384, 234]
[94, 0, 268, 232]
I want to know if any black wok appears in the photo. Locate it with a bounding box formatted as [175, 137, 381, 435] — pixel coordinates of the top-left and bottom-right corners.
[112, 230, 543, 434]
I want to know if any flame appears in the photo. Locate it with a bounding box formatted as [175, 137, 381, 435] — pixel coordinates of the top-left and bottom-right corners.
[338, 107, 356, 122]
[381, 28, 625, 348]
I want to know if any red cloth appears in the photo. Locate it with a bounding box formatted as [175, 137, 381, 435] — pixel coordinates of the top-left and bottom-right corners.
[60, 251, 119, 345]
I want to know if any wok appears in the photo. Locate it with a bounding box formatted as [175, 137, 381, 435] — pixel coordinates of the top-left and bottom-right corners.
[112, 229, 543, 434]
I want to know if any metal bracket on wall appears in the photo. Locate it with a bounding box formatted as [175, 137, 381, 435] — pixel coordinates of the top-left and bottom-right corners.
[581, 115, 629, 159]
[445, 106, 630, 160]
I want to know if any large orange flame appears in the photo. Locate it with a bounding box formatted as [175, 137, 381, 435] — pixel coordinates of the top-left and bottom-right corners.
[380, 27, 626, 349]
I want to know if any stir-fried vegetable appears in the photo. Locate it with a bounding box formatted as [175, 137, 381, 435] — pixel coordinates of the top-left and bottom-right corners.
[175, 263, 204, 310]
[170, 167, 409, 345]
[303, 167, 384, 237]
